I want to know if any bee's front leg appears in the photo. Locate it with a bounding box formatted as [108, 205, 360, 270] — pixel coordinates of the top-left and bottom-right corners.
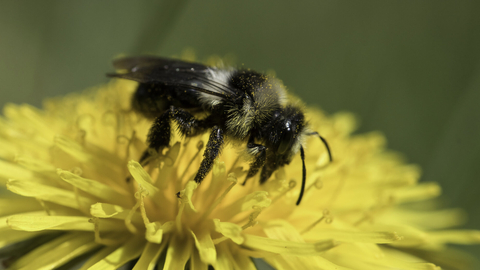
[242, 136, 267, 185]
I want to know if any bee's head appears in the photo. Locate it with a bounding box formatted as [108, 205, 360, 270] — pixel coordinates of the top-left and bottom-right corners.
[263, 105, 332, 205]
[271, 106, 306, 160]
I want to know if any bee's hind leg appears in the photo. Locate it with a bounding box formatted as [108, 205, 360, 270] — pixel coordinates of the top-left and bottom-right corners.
[138, 106, 206, 166]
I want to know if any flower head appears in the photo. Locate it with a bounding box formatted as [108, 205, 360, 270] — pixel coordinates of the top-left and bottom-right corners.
[0, 77, 479, 269]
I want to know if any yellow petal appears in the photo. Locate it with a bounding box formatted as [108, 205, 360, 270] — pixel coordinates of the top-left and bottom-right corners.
[379, 208, 467, 230]
[54, 135, 125, 184]
[145, 221, 174, 244]
[128, 160, 159, 195]
[211, 242, 234, 270]
[7, 232, 99, 270]
[304, 228, 402, 244]
[266, 254, 350, 270]
[263, 219, 305, 242]
[360, 224, 427, 247]
[391, 247, 477, 270]
[163, 235, 192, 270]
[0, 228, 42, 249]
[429, 230, 480, 245]
[243, 234, 336, 256]
[87, 236, 146, 270]
[78, 245, 119, 270]
[133, 240, 169, 270]
[220, 191, 271, 223]
[394, 182, 441, 203]
[198, 159, 231, 210]
[0, 198, 42, 217]
[0, 138, 19, 160]
[7, 104, 57, 139]
[7, 179, 96, 210]
[0, 160, 35, 185]
[15, 156, 56, 173]
[7, 214, 93, 231]
[213, 219, 244, 244]
[240, 191, 272, 211]
[54, 135, 92, 163]
[7, 213, 126, 233]
[90, 202, 142, 223]
[180, 181, 199, 213]
[227, 244, 257, 270]
[190, 246, 209, 270]
[57, 169, 131, 207]
[191, 230, 216, 264]
[324, 244, 440, 270]
[154, 142, 181, 190]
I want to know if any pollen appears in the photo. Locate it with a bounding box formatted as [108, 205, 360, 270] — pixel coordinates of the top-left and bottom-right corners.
[0, 80, 479, 269]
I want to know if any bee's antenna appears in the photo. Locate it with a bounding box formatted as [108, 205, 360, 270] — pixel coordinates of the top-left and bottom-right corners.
[296, 145, 307, 205]
[308, 132, 333, 162]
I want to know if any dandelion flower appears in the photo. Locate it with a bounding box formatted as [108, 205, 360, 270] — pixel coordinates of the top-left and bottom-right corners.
[1, 77, 479, 270]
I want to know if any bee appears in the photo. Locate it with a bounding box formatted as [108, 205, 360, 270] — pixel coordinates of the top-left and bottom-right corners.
[108, 56, 332, 205]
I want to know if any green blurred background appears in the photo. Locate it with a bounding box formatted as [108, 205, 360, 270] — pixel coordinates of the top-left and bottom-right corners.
[0, 0, 479, 264]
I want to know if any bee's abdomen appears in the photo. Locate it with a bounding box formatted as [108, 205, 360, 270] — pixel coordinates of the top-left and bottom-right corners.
[132, 83, 205, 119]
[131, 83, 171, 119]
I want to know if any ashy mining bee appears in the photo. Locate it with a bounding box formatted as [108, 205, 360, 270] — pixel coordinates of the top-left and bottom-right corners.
[108, 56, 332, 205]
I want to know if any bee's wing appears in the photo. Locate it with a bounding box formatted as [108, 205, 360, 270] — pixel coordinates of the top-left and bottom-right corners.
[107, 56, 237, 99]
[111, 56, 209, 73]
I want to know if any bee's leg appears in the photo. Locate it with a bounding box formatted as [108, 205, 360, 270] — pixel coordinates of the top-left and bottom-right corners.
[193, 126, 224, 183]
[259, 157, 280, 185]
[242, 137, 267, 185]
[139, 106, 204, 165]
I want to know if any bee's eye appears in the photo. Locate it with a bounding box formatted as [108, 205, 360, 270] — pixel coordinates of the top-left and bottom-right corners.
[244, 94, 254, 102]
[277, 121, 293, 154]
